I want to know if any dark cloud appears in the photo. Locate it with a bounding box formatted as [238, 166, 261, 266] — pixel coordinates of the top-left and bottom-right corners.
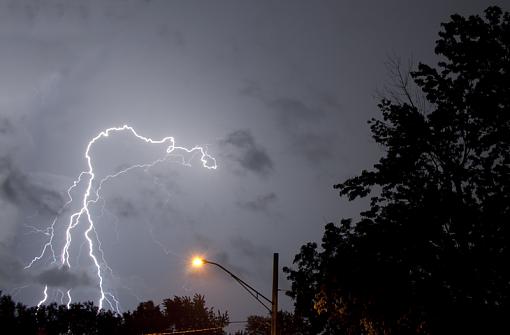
[288, 131, 335, 162]
[1, 108, 62, 216]
[237, 192, 277, 212]
[0, 117, 15, 135]
[2, 222, 83, 291]
[240, 83, 337, 164]
[0, 244, 27, 287]
[230, 237, 271, 260]
[34, 266, 93, 288]
[270, 98, 321, 126]
[110, 196, 140, 219]
[268, 97, 335, 162]
[223, 130, 273, 176]
[1, 168, 63, 216]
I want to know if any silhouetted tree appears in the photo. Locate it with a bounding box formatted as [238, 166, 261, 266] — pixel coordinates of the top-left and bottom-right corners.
[285, 6, 509, 334]
[0, 292, 17, 332]
[36, 303, 72, 335]
[96, 308, 122, 334]
[67, 302, 99, 334]
[163, 294, 229, 334]
[15, 302, 38, 334]
[244, 311, 305, 335]
[122, 300, 166, 334]
[245, 314, 269, 335]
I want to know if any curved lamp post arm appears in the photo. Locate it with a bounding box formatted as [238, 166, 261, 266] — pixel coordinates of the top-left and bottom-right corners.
[204, 260, 272, 313]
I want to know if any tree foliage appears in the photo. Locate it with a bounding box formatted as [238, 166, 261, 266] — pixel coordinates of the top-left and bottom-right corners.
[161, 294, 229, 334]
[0, 291, 228, 335]
[284, 6, 509, 334]
[242, 311, 305, 335]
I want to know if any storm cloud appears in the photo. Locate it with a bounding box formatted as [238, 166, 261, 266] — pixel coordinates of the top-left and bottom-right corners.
[237, 192, 277, 212]
[240, 82, 338, 164]
[34, 266, 93, 289]
[269, 98, 335, 162]
[1, 169, 63, 216]
[0, 244, 26, 287]
[223, 130, 274, 176]
[230, 236, 271, 260]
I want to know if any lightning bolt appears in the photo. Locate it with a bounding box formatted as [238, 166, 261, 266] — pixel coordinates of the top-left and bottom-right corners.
[37, 285, 48, 308]
[26, 125, 216, 310]
[66, 289, 72, 309]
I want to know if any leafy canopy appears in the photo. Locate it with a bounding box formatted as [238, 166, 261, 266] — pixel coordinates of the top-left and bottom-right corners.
[285, 6, 509, 334]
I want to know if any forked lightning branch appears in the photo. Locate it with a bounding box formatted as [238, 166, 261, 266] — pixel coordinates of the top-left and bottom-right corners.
[24, 125, 217, 311]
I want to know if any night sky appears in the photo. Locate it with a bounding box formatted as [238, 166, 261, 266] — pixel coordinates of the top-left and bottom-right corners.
[0, 0, 505, 331]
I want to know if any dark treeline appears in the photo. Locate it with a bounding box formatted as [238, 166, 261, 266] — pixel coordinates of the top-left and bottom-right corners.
[0, 292, 228, 335]
[0, 292, 304, 335]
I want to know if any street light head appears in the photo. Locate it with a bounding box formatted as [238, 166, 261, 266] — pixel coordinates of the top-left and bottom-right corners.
[191, 256, 205, 268]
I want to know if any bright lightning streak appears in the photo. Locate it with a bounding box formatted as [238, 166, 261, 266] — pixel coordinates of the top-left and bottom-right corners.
[26, 125, 216, 311]
[66, 289, 72, 309]
[25, 188, 80, 269]
[24, 220, 57, 268]
[57, 289, 64, 304]
[37, 285, 48, 308]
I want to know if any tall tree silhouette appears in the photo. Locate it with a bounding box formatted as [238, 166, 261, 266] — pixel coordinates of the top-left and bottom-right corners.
[285, 6, 509, 334]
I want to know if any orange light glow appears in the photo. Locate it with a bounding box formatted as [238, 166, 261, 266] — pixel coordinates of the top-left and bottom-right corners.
[191, 256, 205, 267]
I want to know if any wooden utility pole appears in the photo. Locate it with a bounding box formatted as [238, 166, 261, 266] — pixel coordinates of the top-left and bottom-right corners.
[271, 253, 279, 335]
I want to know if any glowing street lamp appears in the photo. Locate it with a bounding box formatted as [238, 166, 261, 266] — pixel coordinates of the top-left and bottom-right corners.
[192, 256, 205, 268]
[190, 254, 279, 335]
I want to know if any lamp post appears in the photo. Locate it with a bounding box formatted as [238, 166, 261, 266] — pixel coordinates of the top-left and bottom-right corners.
[192, 253, 279, 335]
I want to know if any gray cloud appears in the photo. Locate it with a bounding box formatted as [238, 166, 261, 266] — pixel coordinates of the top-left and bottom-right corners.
[237, 192, 277, 212]
[156, 25, 186, 47]
[193, 233, 214, 250]
[210, 251, 250, 278]
[1, 168, 63, 216]
[0, 117, 22, 248]
[34, 266, 93, 289]
[230, 236, 271, 260]
[0, 244, 27, 287]
[240, 82, 338, 164]
[110, 196, 140, 219]
[270, 98, 320, 126]
[223, 130, 273, 176]
[0, 117, 15, 135]
[268, 97, 335, 162]
[1, 113, 62, 218]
